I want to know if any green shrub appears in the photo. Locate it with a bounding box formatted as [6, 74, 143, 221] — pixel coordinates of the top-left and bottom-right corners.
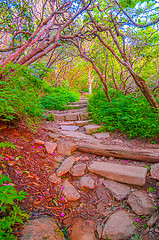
[40, 87, 80, 110]
[0, 62, 44, 122]
[88, 90, 159, 139]
[0, 174, 29, 240]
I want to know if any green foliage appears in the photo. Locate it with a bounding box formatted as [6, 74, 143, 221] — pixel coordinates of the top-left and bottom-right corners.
[40, 87, 80, 110]
[88, 90, 159, 139]
[0, 174, 29, 240]
[0, 62, 45, 122]
[45, 113, 55, 121]
[0, 63, 79, 123]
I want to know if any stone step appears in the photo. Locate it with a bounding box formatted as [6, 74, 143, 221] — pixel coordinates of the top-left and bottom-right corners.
[52, 107, 87, 114]
[54, 111, 90, 121]
[68, 100, 88, 105]
[88, 161, 147, 186]
[67, 104, 87, 109]
[84, 124, 101, 134]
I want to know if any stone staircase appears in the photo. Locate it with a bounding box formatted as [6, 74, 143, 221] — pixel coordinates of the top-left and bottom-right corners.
[22, 98, 159, 240]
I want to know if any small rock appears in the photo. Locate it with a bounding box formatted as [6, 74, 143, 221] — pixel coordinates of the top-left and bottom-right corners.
[127, 190, 155, 215]
[93, 132, 110, 139]
[80, 174, 96, 189]
[70, 218, 97, 240]
[44, 142, 57, 154]
[20, 215, 65, 240]
[102, 210, 136, 240]
[96, 186, 109, 204]
[34, 139, 45, 145]
[56, 140, 77, 156]
[56, 156, 75, 177]
[150, 163, 159, 180]
[70, 163, 86, 177]
[84, 124, 101, 135]
[48, 173, 61, 184]
[147, 212, 159, 227]
[60, 125, 79, 131]
[62, 180, 80, 201]
[48, 132, 61, 141]
[38, 152, 47, 158]
[103, 180, 130, 201]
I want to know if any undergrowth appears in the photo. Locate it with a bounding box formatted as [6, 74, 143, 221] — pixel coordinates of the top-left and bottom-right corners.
[88, 90, 159, 139]
[0, 62, 79, 123]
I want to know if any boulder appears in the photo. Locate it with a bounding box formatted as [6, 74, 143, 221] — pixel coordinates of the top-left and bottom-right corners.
[62, 180, 80, 201]
[70, 163, 86, 177]
[102, 210, 136, 240]
[44, 142, 57, 154]
[150, 163, 159, 180]
[103, 180, 130, 201]
[56, 156, 75, 177]
[80, 174, 96, 189]
[56, 140, 77, 156]
[70, 218, 97, 240]
[20, 215, 65, 240]
[48, 173, 61, 184]
[127, 190, 155, 215]
[88, 161, 147, 186]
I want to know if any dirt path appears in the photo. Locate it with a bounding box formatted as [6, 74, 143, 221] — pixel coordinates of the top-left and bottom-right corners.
[0, 98, 158, 240]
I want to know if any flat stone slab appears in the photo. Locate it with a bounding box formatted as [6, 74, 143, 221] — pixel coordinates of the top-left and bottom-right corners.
[93, 132, 110, 139]
[103, 180, 130, 201]
[80, 174, 96, 189]
[62, 180, 80, 201]
[20, 215, 65, 240]
[61, 131, 99, 143]
[60, 121, 76, 126]
[88, 161, 147, 186]
[127, 190, 155, 215]
[56, 156, 75, 177]
[102, 210, 136, 240]
[65, 113, 78, 121]
[76, 120, 92, 127]
[70, 163, 86, 177]
[44, 142, 57, 154]
[150, 163, 159, 180]
[60, 125, 79, 131]
[56, 140, 77, 156]
[84, 124, 101, 135]
[70, 218, 97, 240]
[54, 114, 65, 121]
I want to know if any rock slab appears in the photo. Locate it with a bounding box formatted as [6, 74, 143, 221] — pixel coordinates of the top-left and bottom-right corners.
[56, 140, 77, 156]
[103, 180, 130, 201]
[102, 210, 136, 240]
[127, 190, 155, 215]
[70, 163, 86, 177]
[62, 180, 80, 201]
[20, 215, 65, 240]
[84, 124, 101, 135]
[80, 174, 96, 189]
[150, 163, 159, 180]
[93, 132, 110, 139]
[88, 161, 147, 186]
[44, 142, 57, 154]
[48, 173, 61, 184]
[56, 156, 75, 177]
[60, 125, 79, 131]
[70, 218, 97, 240]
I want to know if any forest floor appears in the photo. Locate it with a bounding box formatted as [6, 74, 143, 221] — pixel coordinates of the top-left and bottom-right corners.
[0, 98, 159, 240]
